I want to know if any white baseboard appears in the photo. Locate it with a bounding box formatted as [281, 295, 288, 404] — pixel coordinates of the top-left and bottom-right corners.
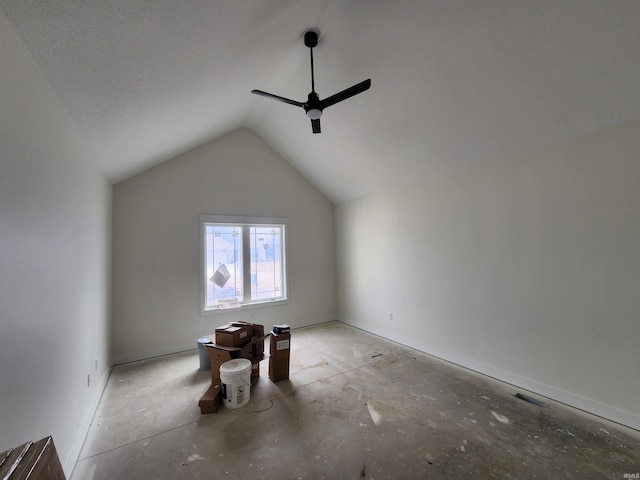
[112, 344, 197, 366]
[63, 365, 112, 477]
[341, 320, 640, 432]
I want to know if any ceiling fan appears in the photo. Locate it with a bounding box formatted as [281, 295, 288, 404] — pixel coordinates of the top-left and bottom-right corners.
[251, 30, 371, 134]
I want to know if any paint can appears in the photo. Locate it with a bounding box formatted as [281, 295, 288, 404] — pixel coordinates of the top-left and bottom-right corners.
[219, 358, 252, 409]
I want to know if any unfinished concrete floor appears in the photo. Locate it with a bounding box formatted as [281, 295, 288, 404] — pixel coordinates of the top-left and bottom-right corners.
[71, 322, 640, 479]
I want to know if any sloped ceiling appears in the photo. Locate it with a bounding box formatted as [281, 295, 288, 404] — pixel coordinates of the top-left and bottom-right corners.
[2, 1, 640, 203]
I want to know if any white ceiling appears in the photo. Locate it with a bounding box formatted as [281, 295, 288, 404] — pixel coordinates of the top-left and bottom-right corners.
[2, 1, 640, 203]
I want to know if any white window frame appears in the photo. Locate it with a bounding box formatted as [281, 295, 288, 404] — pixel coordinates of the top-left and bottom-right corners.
[200, 214, 288, 313]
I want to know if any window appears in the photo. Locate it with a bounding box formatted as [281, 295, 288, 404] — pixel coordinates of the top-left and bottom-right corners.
[200, 215, 287, 312]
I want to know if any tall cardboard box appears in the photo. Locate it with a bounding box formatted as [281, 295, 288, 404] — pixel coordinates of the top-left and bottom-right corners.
[268, 331, 290, 382]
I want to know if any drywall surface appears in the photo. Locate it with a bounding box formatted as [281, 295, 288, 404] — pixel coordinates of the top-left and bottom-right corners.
[112, 128, 336, 363]
[335, 120, 640, 429]
[0, 10, 112, 476]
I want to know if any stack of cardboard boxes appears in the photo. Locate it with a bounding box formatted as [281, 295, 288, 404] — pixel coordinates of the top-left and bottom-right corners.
[208, 322, 265, 381]
[198, 322, 264, 414]
[198, 321, 291, 414]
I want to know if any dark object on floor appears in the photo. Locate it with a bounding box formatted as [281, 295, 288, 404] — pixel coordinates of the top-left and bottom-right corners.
[515, 392, 549, 408]
[0, 436, 66, 479]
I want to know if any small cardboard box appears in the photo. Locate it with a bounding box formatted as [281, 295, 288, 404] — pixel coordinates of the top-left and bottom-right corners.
[269, 331, 291, 382]
[215, 322, 254, 347]
[198, 380, 222, 414]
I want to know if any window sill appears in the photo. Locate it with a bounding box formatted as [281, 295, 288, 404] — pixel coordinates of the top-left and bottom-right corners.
[200, 299, 288, 316]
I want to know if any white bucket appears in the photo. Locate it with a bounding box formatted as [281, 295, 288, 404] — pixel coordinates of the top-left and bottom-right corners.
[219, 358, 252, 409]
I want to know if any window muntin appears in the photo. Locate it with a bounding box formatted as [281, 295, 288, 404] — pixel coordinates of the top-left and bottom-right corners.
[201, 216, 287, 311]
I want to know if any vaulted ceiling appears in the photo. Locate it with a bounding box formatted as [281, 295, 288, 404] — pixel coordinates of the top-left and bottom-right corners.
[2, 1, 640, 203]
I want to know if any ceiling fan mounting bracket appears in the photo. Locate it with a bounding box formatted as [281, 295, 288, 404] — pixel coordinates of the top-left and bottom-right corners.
[304, 31, 319, 48]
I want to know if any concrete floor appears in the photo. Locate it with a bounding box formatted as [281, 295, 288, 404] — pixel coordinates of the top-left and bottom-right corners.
[72, 322, 640, 479]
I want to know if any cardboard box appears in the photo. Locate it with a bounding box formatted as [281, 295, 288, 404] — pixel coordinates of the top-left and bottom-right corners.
[205, 342, 263, 383]
[268, 331, 291, 382]
[214, 322, 254, 347]
[198, 380, 222, 414]
[251, 359, 260, 380]
[252, 323, 265, 357]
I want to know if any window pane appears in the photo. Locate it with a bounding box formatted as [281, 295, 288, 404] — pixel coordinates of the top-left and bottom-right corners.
[250, 226, 283, 301]
[205, 225, 243, 308]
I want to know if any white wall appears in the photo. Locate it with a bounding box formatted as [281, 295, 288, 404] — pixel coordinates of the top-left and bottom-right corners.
[112, 128, 335, 363]
[0, 10, 112, 476]
[336, 120, 640, 430]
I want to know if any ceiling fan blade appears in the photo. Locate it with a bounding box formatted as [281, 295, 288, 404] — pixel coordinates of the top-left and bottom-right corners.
[251, 90, 305, 108]
[319, 79, 371, 110]
[311, 118, 321, 134]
